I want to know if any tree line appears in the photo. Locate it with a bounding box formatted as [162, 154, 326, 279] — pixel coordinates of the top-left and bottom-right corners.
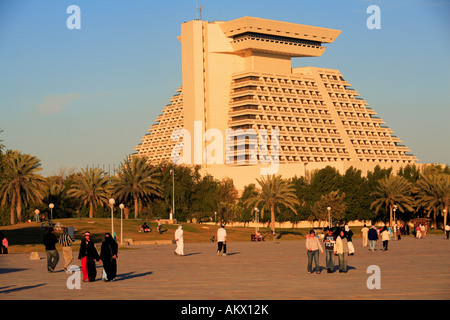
[0, 129, 449, 231]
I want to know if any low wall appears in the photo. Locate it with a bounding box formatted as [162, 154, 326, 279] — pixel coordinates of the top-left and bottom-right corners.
[124, 239, 175, 246]
[203, 220, 378, 229]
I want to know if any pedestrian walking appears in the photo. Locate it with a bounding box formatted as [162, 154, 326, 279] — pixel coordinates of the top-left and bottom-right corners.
[445, 224, 450, 240]
[415, 225, 421, 239]
[368, 225, 378, 252]
[323, 228, 335, 273]
[217, 224, 227, 256]
[305, 230, 323, 274]
[334, 230, 350, 273]
[43, 227, 59, 272]
[59, 227, 74, 271]
[381, 226, 390, 251]
[157, 219, 162, 234]
[420, 224, 426, 238]
[174, 225, 184, 256]
[361, 224, 369, 247]
[100, 233, 118, 282]
[344, 224, 355, 255]
[394, 223, 401, 240]
[78, 231, 101, 282]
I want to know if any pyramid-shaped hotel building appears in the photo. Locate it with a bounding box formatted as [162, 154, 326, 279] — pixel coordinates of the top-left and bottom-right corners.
[132, 16, 417, 189]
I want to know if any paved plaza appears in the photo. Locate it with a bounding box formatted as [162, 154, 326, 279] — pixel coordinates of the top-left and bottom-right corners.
[1, 235, 449, 304]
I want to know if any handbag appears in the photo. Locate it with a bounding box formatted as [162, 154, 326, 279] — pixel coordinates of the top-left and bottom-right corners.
[348, 241, 355, 254]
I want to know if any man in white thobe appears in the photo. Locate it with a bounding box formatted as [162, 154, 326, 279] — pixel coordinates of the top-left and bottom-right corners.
[174, 225, 184, 256]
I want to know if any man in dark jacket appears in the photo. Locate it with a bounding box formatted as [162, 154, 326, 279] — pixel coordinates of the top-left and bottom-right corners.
[323, 228, 336, 273]
[368, 226, 378, 252]
[43, 227, 59, 272]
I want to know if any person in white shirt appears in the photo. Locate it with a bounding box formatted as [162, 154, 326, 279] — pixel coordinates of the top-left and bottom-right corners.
[381, 226, 390, 251]
[445, 224, 450, 240]
[334, 230, 349, 273]
[420, 224, 426, 238]
[217, 225, 227, 256]
[305, 230, 323, 274]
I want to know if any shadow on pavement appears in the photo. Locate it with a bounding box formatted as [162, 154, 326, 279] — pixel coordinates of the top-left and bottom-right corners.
[0, 283, 46, 294]
[115, 271, 153, 282]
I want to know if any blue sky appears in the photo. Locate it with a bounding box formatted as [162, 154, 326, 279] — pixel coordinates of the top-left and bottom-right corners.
[0, 0, 449, 176]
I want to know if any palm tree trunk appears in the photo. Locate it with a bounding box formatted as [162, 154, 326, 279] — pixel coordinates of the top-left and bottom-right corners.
[134, 197, 139, 219]
[16, 196, 22, 223]
[89, 202, 94, 218]
[10, 206, 15, 225]
[270, 204, 275, 234]
[124, 207, 130, 219]
[433, 210, 437, 229]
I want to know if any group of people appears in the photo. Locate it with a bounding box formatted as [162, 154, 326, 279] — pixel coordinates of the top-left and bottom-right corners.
[306, 223, 399, 274]
[141, 219, 163, 234]
[40, 220, 446, 282]
[360, 224, 399, 252]
[306, 225, 355, 274]
[173, 224, 228, 257]
[43, 227, 118, 282]
[414, 224, 428, 239]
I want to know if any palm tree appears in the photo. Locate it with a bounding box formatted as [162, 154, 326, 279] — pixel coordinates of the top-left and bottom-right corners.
[370, 174, 414, 227]
[109, 156, 162, 219]
[66, 167, 110, 218]
[415, 174, 450, 229]
[244, 175, 299, 235]
[43, 182, 68, 219]
[311, 190, 346, 229]
[0, 151, 47, 224]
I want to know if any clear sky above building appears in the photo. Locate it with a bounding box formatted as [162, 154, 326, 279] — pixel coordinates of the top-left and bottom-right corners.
[0, 0, 449, 176]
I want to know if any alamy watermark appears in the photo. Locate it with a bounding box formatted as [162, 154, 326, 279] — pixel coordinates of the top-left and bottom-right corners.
[66, 265, 82, 289]
[367, 5, 381, 30]
[66, 5, 81, 30]
[170, 121, 280, 175]
[366, 265, 381, 289]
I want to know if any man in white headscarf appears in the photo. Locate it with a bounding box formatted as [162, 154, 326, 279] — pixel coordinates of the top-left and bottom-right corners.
[174, 225, 184, 256]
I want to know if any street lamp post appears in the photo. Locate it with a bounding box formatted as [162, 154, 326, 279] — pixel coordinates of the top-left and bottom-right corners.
[254, 207, 259, 234]
[170, 169, 175, 221]
[119, 203, 124, 245]
[49, 203, 54, 224]
[327, 206, 332, 229]
[393, 204, 398, 240]
[443, 208, 447, 234]
[109, 198, 115, 236]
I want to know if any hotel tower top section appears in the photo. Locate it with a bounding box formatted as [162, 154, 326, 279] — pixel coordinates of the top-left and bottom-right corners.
[218, 16, 340, 57]
[133, 16, 417, 187]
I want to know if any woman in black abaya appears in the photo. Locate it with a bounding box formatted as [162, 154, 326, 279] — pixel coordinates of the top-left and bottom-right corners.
[100, 233, 118, 282]
[78, 232, 101, 282]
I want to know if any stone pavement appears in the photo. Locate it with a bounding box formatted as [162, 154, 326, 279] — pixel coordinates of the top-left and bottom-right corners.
[1, 235, 449, 304]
